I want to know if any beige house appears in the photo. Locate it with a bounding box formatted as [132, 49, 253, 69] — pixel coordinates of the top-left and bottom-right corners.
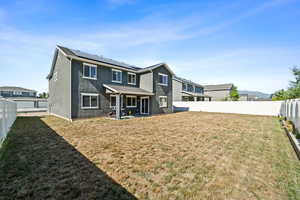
[203, 84, 234, 101]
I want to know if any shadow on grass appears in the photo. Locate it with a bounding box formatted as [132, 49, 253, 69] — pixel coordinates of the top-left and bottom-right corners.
[0, 116, 138, 200]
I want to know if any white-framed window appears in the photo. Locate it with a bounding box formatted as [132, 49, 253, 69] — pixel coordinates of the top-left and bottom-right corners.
[54, 72, 58, 82]
[83, 63, 97, 79]
[81, 93, 99, 109]
[159, 96, 168, 108]
[158, 73, 168, 86]
[112, 69, 122, 83]
[127, 72, 136, 85]
[13, 91, 22, 95]
[126, 96, 137, 108]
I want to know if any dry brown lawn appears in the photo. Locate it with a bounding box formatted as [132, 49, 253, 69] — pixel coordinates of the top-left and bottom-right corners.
[0, 112, 300, 200]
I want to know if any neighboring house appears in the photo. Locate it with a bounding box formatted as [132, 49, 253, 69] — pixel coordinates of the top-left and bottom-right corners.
[0, 86, 37, 98]
[47, 45, 174, 120]
[172, 76, 211, 102]
[203, 84, 234, 101]
[239, 94, 249, 101]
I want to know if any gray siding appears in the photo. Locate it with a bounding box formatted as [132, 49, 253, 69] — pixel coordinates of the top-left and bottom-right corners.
[50, 52, 174, 119]
[172, 79, 182, 102]
[71, 60, 142, 118]
[151, 66, 173, 114]
[204, 90, 231, 101]
[71, 60, 109, 118]
[140, 72, 153, 92]
[48, 51, 71, 119]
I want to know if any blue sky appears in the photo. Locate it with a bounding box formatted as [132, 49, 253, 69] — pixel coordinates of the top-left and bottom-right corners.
[0, 0, 300, 94]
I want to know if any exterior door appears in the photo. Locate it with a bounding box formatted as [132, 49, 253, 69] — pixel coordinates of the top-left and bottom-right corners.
[140, 97, 149, 114]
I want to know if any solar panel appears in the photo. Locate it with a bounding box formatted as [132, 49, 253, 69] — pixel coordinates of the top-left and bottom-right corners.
[70, 49, 141, 70]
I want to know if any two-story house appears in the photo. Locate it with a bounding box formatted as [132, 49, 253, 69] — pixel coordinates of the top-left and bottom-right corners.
[47, 45, 174, 120]
[172, 76, 211, 102]
[203, 84, 234, 101]
[0, 86, 37, 98]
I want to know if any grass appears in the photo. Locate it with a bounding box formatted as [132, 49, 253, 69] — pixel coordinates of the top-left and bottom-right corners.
[0, 112, 300, 200]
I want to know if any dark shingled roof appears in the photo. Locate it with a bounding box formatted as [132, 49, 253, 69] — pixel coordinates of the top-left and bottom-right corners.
[47, 45, 174, 79]
[173, 76, 203, 88]
[103, 84, 154, 96]
[57, 45, 142, 70]
[203, 84, 234, 91]
[0, 86, 37, 92]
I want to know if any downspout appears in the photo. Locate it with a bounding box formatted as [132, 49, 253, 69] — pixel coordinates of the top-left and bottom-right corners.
[69, 57, 73, 122]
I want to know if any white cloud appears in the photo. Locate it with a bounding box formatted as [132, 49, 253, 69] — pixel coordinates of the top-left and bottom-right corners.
[0, 0, 298, 93]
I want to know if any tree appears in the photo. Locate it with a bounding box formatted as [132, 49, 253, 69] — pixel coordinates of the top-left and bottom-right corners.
[230, 85, 239, 101]
[272, 66, 300, 100]
[272, 89, 287, 101]
[38, 92, 48, 98]
[290, 66, 300, 87]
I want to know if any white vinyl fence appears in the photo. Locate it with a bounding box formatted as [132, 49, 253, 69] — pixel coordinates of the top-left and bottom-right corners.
[280, 99, 300, 130]
[0, 98, 17, 146]
[173, 101, 283, 116]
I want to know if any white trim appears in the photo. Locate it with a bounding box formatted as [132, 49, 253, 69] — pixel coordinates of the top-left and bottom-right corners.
[159, 96, 168, 108]
[83, 62, 97, 67]
[140, 96, 149, 114]
[158, 73, 168, 86]
[127, 72, 136, 85]
[56, 46, 68, 57]
[112, 69, 122, 83]
[82, 63, 97, 80]
[81, 93, 99, 109]
[137, 63, 175, 75]
[103, 84, 118, 93]
[126, 96, 137, 108]
[81, 93, 99, 96]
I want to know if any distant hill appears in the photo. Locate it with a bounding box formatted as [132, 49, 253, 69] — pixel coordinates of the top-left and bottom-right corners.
[238, 90, 271, 99]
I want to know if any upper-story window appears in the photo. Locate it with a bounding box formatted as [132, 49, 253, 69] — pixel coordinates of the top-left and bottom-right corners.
[127, 72, 136, 85]
[112, 69, 122, 83]
[158, 73, 168, 86]
[182, 83, 187, 91]
[187, 84, 194, 92]
[83, 63, 97, 79]
[13, 91, 22, 95]
[195, 86, 203, 94]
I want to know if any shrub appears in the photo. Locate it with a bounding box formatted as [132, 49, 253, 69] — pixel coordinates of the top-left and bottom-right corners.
[286, 120, 295, 134]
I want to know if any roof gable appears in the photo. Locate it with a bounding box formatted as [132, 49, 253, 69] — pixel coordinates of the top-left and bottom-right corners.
[137, 63, 175, 75]
[47, 48, 59, 79]
[204, 84, 234, 91]
[0, 86, 37, 92]
[173, 76, 203, 88]
[47, 45, 174, 79]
